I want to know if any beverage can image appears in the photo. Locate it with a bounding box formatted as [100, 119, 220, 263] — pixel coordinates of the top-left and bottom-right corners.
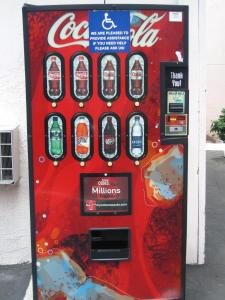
[126, 52, 147, 101]
[98, 54, 120, 101]
[71, 53, 92, 101]
[44, 53, 64, 101]
[47, 115, 64, 159]
[99, 113, 120, 160]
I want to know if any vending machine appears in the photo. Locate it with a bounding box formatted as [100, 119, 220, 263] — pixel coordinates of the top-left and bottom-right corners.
[23, 4, 188, 300]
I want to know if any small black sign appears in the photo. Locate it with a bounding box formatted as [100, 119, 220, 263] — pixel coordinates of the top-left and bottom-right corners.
[166, 67, 187, 89]
[80, 173, 131, 216]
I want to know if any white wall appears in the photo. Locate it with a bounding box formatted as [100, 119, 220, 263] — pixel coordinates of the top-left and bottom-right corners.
[0, 0, 206, 265]
[206, 0, 225, 134]
[0, 1, 30, 265]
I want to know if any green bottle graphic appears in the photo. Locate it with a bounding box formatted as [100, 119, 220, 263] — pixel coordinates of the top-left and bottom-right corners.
[50, 116, 63, 157]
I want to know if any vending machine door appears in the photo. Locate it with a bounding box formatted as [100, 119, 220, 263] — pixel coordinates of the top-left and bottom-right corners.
[23, 4, 188, 300]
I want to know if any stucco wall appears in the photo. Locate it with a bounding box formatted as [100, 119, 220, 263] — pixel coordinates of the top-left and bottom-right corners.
[0, 0, 206, 266]
[0, 1, 30, 264]
[206, 0, 225, 135]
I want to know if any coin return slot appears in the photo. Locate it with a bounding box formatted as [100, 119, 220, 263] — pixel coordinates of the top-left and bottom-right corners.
[169, 126, 184, 133]
[169, 103, 184, 113]
[89, 228, 130, 261]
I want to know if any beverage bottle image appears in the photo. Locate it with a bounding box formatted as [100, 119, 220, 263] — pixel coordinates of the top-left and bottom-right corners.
[131, 59, 144, 96]
[104, 116, 116, 155]
[50, 117, 63, 157]
[75, 56, 88, 97]
[103, 60, 115, 96]
[76, 117, 89, 155]
[48, 56, 60, 97]
[131, 116, 143, 156]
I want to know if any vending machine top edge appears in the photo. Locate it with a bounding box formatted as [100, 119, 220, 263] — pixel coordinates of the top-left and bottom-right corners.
[23, 4, 188, 300]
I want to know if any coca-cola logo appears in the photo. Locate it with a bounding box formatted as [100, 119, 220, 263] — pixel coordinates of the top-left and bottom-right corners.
[131, 70, 143, 79]
[48, 12, 166, 49]
[103, 70, 115, 80]
[48, 71, 60, 80]
[75, 71, 88, 80]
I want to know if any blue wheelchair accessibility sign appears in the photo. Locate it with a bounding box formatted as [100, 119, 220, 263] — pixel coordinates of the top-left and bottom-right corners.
[89, 11, 130, 53]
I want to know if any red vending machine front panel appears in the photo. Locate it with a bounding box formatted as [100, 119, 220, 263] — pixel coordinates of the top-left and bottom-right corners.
[23, 4, 188, 300]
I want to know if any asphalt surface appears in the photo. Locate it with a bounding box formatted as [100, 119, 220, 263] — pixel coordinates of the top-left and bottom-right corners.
[186, 151, 225, 300]
[0, 150, 224, 300]
[0, 263, 31, 300]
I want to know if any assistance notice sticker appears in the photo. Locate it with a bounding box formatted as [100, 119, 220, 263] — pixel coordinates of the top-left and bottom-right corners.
[89, 11, 130, 53]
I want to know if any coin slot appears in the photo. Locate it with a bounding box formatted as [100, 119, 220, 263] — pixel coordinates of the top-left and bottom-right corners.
[169, 103, 184, 113]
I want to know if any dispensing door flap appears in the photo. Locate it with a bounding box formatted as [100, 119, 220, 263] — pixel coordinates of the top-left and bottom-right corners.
[89, 228, 130, 261]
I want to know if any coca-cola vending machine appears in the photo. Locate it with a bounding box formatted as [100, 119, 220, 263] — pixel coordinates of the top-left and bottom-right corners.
[23, 4, 188, 300]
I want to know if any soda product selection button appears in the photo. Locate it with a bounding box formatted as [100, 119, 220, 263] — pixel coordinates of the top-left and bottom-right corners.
[99, 113, 121, 161]
[126, 112, 148, 160]
[126, 52, 148, 102]
[71, 113, 93, 161]
[43, 53, 65, 102]
[98, 53, 120, 102]
[70, 52, 92, 102]
[45, 113, 66, 161]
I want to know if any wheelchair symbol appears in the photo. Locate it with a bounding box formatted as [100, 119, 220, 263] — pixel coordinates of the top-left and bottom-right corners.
[102, 13, 117, 30]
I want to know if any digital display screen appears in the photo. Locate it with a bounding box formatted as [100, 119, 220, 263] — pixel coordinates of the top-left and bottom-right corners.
[80, 173, 131, 215]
